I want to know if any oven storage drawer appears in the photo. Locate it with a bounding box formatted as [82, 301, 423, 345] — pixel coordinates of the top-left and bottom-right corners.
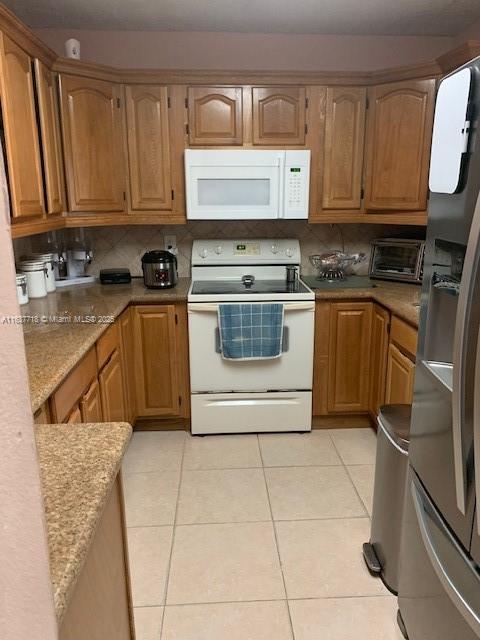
[191, 391, 312, 434]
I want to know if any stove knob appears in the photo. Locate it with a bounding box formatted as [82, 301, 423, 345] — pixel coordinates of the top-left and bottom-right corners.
[198, 248, 209, 259]
[214, 245, 223, 255]
[271, 244, 279, 254]
[285, 247, 294, 258]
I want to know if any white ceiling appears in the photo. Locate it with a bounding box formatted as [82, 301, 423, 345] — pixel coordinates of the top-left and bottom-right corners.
[5, 0, 480, 35]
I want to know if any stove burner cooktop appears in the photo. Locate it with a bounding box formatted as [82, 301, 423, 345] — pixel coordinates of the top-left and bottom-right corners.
[191, 279, 311, 296]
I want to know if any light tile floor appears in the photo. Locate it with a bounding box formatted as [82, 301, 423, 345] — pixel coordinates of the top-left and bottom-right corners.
[123, 427, 402, 639]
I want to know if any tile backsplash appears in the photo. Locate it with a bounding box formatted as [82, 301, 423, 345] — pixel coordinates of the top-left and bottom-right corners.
[13, 221, 424, 278]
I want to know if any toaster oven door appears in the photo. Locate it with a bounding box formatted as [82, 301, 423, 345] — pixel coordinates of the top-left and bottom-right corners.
[370, 242, 424, 282]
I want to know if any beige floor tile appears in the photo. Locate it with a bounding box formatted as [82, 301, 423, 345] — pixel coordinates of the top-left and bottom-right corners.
[177, 468, 271, 524]
[123, 431, 185, 474]
[162, 601, 293, 640]
[276, 518, 387, 599]
[289, 597, 403, 640]
[124, 471, 180, 526]
[328, 428, 377, 465]
[265, 466, 366, 520]
[259, 431, 342, 467]
[347, 465, 375, 516]
[134, 606, 164, 640]
[128, 526, 173, 606]
[166, 522, 285, 604]
[182, 434, 262, 470]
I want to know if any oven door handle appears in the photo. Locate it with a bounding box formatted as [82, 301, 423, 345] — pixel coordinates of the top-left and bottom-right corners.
[215, 326, 290, 353]
[188, 302, 314, 313]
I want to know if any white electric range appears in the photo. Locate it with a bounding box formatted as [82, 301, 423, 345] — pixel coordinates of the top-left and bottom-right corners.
[187, 239, 315, 435]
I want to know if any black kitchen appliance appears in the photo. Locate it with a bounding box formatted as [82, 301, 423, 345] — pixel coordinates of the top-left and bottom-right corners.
[141, 250, 178, 289]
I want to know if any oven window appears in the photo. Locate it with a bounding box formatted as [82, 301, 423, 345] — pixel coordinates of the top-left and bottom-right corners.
[372, 245, 419, 275]
[197, 179, 270, 206]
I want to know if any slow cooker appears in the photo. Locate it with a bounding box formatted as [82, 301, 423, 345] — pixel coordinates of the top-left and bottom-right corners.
[141, 250, 178, 289]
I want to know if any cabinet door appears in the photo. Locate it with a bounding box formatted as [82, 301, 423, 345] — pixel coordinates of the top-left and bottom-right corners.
[99, 349, 126, 422]
[34, 60, 66, 215]
[125, 85, 172, 210]
[328, 302, 372, 413]
[312, 302, 331, 416]
[133, 305, 180, 417]
[385, 343, 415, 405]
[60, 74, 125, 212]
[0, 34, 45, 219]
[119, 308, 136, 425]
[364, 79, 435, 211]
[80, 378, 103, 423]
[369, 304, 390, 417]
[322, 87, 366, 209]
[187, 87, 243, 145]
[252, 87, 306, 145]
[66, 404, 82, 424]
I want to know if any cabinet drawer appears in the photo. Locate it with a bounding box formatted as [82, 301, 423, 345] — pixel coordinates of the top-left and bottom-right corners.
[51, 348, 97, 422]
[390, 316, 417, 359]
[96, 322, 120, 370]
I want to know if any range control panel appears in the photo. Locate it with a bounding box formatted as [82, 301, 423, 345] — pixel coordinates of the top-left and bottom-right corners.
[192, 239, 300, 265]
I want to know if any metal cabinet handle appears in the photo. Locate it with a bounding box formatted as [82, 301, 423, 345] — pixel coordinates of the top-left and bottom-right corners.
[452, 190, 480, 514]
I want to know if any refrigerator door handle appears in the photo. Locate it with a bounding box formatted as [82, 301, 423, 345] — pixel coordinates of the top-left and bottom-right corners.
[452, 190, 480, 514]
[411, 478, 480, 636]
[474, 321, 480, 536]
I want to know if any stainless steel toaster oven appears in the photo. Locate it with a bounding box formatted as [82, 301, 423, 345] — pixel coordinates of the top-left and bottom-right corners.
[369, 238, 425, 283]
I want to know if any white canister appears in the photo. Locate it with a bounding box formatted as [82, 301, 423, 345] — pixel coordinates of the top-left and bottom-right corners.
[29, 252, 57, 292]
[18, 260, 48, 299]
[16, 273, 29, 305]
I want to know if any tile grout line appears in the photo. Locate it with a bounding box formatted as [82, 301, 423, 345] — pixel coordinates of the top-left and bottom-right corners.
[257, 434, 296, 640]
[328, 433, 371, 519]
[158, 432, 187, 639]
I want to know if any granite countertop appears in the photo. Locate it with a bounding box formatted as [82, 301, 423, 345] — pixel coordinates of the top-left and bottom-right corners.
[311, 280, 421, 327]
[21, 276, 419, 413]
[35, 421, 132, 623]
[22, 278, 190, 413]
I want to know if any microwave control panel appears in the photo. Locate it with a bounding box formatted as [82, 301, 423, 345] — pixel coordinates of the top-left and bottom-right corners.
[284, 151, 310, 218]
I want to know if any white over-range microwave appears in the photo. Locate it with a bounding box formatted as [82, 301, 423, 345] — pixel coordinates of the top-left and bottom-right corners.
[184, 149, 310, 220]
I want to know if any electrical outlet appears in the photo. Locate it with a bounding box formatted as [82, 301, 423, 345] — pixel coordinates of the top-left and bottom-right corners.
[164, 235, 177, 255]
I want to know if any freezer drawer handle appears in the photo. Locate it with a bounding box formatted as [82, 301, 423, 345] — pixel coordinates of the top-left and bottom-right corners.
[215, 326, 289, 354]
[452, 189, 480, 515]
[411, 479, 480, 636]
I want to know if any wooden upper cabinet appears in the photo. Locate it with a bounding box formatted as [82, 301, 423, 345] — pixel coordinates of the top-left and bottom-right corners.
[133, 305, 180, 417]
[0, 34, 45, 219]
[59, 74, 125, 212]
[187, 86, 243, 145]
[125, 85, 172, 211]
[322, 87, 366, 209]
[364, 79, 435, 211]
[34, 60, 66, 215]
[328, 302, 372, 413]
[252, 87, 306, 145]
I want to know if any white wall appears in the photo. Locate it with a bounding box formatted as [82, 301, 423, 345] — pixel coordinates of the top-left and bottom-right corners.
[0, 184, 57, 636]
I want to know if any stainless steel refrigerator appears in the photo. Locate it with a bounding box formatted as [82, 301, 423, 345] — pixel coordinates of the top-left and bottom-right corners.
[398, 56, 480, 639]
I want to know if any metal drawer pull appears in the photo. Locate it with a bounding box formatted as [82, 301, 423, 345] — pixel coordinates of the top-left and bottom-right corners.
[215, 326, 289, 354]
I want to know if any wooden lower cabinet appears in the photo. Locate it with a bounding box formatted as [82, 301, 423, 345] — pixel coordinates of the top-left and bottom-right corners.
[369, 304, 390, 417]
[385, 342, 415, 405]
[59, 475, 134, 640]
[99, 349, 126, 422]
[119, 308, 136, 425]
[133, 304, 182, 417]
[66, 404, 82, 424]
[80, 378, 103, 423]
[328, 302, 373, 413]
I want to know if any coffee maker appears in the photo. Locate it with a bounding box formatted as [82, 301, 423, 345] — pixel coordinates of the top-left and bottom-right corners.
[38, 229, 95, 287]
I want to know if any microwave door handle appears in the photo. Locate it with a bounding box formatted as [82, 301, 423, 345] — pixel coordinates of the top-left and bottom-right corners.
[453, 190, 480, 515]
[277, 154, 285, 218]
